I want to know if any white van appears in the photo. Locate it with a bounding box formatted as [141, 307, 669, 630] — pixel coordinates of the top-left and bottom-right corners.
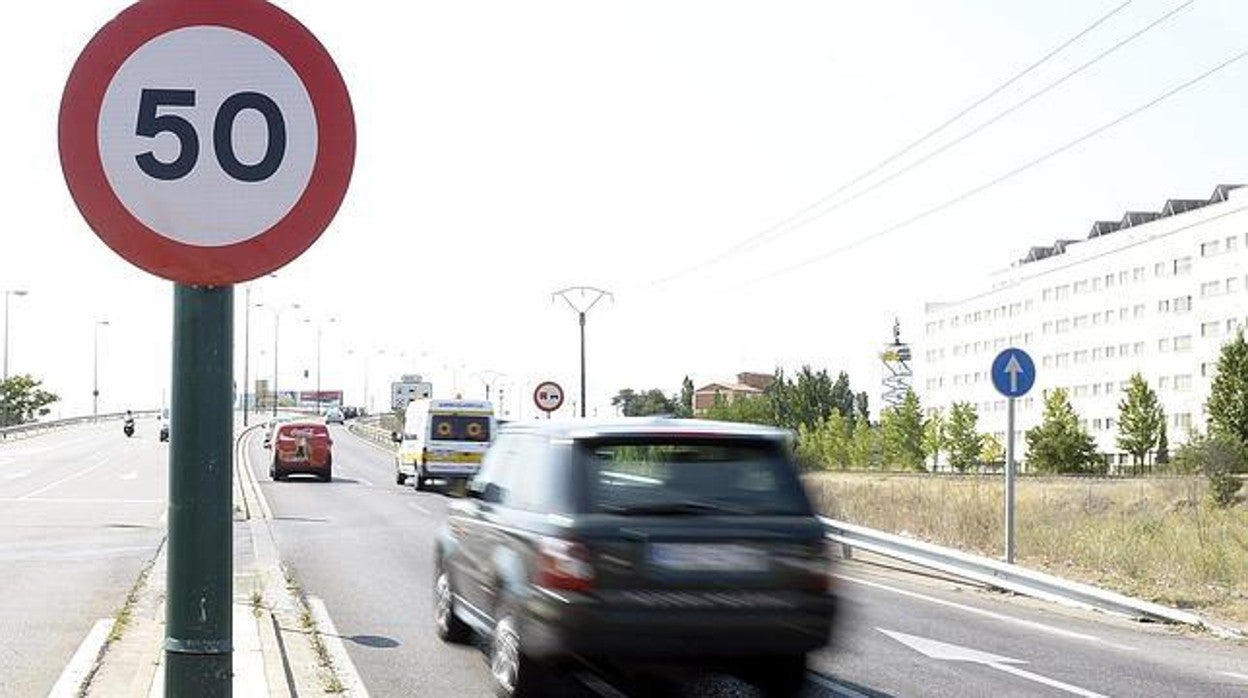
[394, 398, 495, 491]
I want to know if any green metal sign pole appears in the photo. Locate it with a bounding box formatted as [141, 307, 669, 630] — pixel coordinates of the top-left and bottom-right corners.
[166, 284, 234, 696]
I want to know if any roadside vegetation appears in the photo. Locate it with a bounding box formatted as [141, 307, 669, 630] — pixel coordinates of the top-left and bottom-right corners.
[0, 373, 58, 427]
[807, 472, 1248, 626]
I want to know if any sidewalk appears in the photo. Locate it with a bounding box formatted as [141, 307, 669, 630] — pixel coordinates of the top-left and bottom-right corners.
[80, 429, 345, 697]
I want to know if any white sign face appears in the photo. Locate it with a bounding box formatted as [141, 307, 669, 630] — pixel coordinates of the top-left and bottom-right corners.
[534, 382, 564, 412]
[98, 26, 318, 247]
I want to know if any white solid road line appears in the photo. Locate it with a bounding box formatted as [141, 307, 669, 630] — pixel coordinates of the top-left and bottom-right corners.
[308, 596, 371, 698]
[19, 456, 111, 499]
[407, 502, 432, 515]
[990, 663, 1108, 698]
[1224, 671, 1248, 681]
[46, 618, 114, 698]
[0, 497, 161, 504]
[806, 672, 874, 698]
[837, 573, 1137, 651]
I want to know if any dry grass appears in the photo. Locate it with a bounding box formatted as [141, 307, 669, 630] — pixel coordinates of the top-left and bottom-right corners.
[806, 473, 1248, 627]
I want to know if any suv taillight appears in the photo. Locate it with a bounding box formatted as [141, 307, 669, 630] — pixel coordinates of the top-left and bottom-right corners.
[535, 538, 594, 592]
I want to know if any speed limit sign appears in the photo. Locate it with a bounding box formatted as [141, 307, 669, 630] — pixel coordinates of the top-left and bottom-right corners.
[533, 381, 565, 414]
[58, 0, 355, 284]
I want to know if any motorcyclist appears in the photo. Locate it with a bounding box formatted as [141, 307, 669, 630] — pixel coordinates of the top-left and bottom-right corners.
[123, 410, 135, 436]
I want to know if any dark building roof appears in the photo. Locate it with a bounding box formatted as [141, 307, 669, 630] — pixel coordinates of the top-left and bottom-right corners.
[1019, 184, 1244, 265]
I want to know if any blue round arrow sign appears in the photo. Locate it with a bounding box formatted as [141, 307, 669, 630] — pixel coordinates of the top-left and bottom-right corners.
[991, 348, 1036, 398]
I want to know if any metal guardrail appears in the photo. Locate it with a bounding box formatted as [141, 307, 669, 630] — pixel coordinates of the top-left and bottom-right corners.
[820, 516, 1241, 636]
[0, 409, 161, 441]
[348, 421, 396, 451]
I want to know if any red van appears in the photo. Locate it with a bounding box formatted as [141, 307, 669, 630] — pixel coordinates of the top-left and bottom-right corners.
[270, 422, 334, 482]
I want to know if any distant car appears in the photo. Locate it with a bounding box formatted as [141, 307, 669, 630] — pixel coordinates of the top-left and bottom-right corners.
[269, 421, 334, 482]
[340, 406, 359, 420]
[325, 408, 345, 425]
[434, 418, 836, 697]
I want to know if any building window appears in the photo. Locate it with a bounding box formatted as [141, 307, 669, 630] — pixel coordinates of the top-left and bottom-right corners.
[1092, 418, 1103, 430]
[1202, 240, 1222, 257]
[1042, 321, 1053, 335]
[1133, 266, 1145, 281]
[1133, 341, 1144, 355]
[1175, 375, 1192, 391]
[1173, 413, 1192, 430]
[1175, 335, 1192, 352]
[1092, 312, 1104, 325]
[1228, 236, 1240, 252]
[1055, 285, 1070, 300]
[1074, 350, 1089, 364]
[1159, 376, 1171, 390]
[1201, 363, 1210, 377]
[1229, 318, 1242, 333]
[1202, 280, 1223, 297]
[1118, 270, 1128, 284]
[1175, 256, 1192, 275]
[1105, 273, 1115, 288]
[1175, 296, 1192, 313]
[1155, 261, 1168, 277]
[1105, 345, 1116, 359]
[1074, 280, 1089, 294]
[1042, 288, 1053, 302]
[1093, 347, 1104, 360]
[1092, 383, 1102, 396]
[1025, 332, 1035, 343]
[1159, 338, 1171, 353]
[1105, 381, 1116, 394]
[1133, 304, 1145, 319]
[1055, 353, 1070, 367]
[1056, 319, 1071, 333]
[1025, 300, 1035, 312]
[1042, 355, 1053, 368]
[1074, 315, 1088, 329]
[1203, 321, 1222, 338]
[1092, 277, 1102, 292]
[1227, 277, 1240, 294]
[1158, 299, 1170, 313]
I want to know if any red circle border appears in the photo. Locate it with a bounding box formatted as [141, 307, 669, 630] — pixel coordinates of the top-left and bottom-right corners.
[533, 381, 565, 413]
[58, 0, 356, 285]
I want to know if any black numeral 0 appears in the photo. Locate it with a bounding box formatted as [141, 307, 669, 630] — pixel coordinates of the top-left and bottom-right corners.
[133, 88, 287, 183]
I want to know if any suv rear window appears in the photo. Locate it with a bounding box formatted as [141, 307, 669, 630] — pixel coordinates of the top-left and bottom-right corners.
[581, 439, 810, 516]
[431, 415, 491, 442]
[279, 424, 329, 439]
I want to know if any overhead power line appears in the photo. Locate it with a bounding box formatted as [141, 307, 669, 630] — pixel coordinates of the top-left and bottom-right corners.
[734, 46, 1248, 290]
[649, 0, 1136, 287]
[746, 0, 1194, 250]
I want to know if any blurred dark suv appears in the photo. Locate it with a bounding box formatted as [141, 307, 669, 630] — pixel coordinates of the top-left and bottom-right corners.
[434, 419, 836, 697]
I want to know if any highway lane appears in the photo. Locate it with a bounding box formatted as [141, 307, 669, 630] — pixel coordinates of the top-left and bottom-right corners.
[256, 425, 1248, 697]
[0, 420, 167, 697]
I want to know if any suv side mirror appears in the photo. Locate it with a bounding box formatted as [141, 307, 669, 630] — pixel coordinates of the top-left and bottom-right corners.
[391, 431, 402, 443]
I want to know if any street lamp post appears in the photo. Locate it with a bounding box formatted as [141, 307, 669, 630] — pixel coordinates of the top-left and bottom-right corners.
[242, 274, 278, 426]
[303, 316, 336, 413]
[3, 289, 28, 381]
[553, 287, 612, 418]
[256, 302, 300, 418]
[93, 320, 109, 416]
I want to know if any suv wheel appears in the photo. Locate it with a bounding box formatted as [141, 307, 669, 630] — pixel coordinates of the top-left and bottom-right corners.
[395, 469, 407, 486]
[744, 654, 808, 697]
[433, 570, 471, 644]
[490, 610, 548, 697]
[414, 476, 426, 492]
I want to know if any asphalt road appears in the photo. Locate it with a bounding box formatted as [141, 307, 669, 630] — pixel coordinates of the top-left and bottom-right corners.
[0, 420, 167, 697]
[251, 425, 1248, 697]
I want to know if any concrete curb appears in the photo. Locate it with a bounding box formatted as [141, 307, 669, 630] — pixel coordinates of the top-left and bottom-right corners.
[77, 426, 351, 696]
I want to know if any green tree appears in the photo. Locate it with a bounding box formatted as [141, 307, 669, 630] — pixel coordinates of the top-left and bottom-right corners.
[796, 412, 851, 471]
[704, 394, 774, 425]
[1206, 331, 1248, 449]
[980, 433, 1004, 467]
[855, 391, 870, 427]
[923, 409, 945, 469]
[1156, 421, 1170, 467]
[1172, 431, 1245, 507]
[1026, 389, 1102, 474]
[611, 388, 676, 416]
[945, 402, 983, 472]
[1116, 373, 1164, 470]
[0, 374, 59, 427]
[849, 419, 882, 469]
[677, 376, 695, 418]
[882, 390, 925, 470]
[830, 372, 855, 429]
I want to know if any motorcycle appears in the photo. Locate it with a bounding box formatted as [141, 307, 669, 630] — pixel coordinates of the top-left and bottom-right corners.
[123, 419, 135, 438]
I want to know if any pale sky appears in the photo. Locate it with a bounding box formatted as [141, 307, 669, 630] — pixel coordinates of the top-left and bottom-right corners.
[2, 0, 1246, 419]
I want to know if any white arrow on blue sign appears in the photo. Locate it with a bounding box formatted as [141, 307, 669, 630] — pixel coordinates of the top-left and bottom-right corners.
[991, 348, 1036, 398]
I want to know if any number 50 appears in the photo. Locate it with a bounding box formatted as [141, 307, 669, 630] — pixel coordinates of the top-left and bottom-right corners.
[134, 88, 287, 183]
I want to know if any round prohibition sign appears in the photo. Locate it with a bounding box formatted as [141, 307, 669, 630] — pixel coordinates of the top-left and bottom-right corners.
[533, 381, 565, 413]
[59, 0, 355, 285]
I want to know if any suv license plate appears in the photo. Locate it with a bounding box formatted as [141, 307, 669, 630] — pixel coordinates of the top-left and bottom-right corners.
[650, 544, 766, 572]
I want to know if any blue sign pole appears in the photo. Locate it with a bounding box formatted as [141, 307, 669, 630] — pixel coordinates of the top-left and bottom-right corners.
[992, 348, 1035, 564]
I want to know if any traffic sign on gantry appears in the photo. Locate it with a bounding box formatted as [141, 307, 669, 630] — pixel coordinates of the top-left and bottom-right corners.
[991, 348, 1036, 399]
[59, 0, 355, 285]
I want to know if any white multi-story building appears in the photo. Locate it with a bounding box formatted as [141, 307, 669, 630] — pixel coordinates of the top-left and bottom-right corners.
[920, 184, 1246, 469]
